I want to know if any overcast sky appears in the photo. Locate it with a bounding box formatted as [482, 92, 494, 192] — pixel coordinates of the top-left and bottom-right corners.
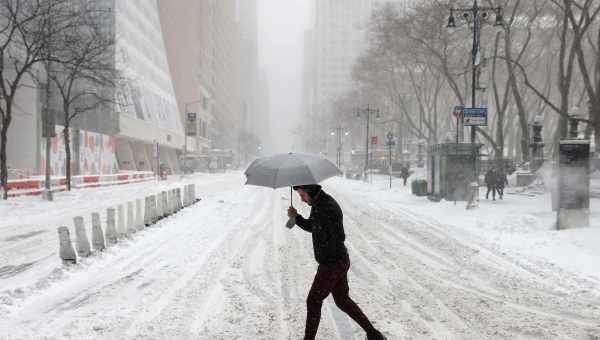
[257, 0, 311, 154]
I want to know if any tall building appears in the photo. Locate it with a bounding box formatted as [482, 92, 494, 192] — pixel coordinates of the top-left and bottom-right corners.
[158, 0, 213, 160]
[5, 0, 188, 177]
[302, 0, 416, 157]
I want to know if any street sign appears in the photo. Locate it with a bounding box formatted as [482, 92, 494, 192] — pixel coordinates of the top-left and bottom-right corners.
[386, 141, 396, 146]
[462, 107, 488, 126]
[452, 106, 464, 119]
[371, 136, 378, 145]
[186, 112, 197, 136]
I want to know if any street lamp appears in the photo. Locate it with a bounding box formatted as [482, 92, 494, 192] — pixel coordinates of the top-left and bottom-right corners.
[330, 127, 350, 169]
[447, 0, 503, 144]
[357, 105, 380, 181]
[447, 0, 503, 206]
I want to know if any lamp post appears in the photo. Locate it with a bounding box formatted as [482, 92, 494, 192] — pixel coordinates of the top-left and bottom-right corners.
[448, 1, 503, 206]
[357, 105, 380, 181]
[330, 127, 350, 169]
[447, 1, 504, 144]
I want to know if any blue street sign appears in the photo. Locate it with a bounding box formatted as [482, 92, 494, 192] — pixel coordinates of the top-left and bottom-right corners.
[462, 107, 488, 126]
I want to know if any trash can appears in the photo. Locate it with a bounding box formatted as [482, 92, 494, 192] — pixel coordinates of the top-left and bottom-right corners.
[411, 180, 420, 195]
[418, 180, 428, 196]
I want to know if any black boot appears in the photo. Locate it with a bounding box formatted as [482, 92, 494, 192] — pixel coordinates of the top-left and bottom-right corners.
[366, 330, 387, 340]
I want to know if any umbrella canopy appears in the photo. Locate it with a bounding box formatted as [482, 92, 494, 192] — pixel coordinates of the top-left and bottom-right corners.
[244, 152, 341, 189]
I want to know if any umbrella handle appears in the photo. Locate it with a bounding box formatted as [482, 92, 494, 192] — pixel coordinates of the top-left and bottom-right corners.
[290, 186, 293, 208]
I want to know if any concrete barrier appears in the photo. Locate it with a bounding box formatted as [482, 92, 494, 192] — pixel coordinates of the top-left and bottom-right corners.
[127, 201, 136, 234]
[73, 216, 91, 257]
[150, 195, 158, 223]
[156, 193, 164, 219]
[58, 226, 77, 264]
[183, 185, 189, 207]
[136, 199, 144, 230]
[190, 184, 197, 203]
[117, 204, 127, 238]
[105, 207, 118, 244]
[144, 196, 152, 226]
[176, 188, 182, 211]
[91, 212, 105, 251]
[168, 190, 175, 214]
[161, 191, 168, 217]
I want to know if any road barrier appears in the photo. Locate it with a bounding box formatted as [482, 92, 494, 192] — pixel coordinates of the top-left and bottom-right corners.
[73, 217, 91, 257]
[6, 171, 155, 197]
[91, 213, 105, 251]
[56, 185, 201, 264]
[105, 208, 118, 244]
[57, 227, 77, 264]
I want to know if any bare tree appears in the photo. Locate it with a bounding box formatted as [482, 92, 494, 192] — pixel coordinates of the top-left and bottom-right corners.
[0, 0, 76, 199]
[48, 1, 118, 191]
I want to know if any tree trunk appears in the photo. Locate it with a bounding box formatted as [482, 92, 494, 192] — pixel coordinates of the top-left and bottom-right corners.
[63, 126, 72, 191]
[0, 121, 9, 200]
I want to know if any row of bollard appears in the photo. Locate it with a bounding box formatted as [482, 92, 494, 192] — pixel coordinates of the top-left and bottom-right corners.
[57, 184, 198, 264]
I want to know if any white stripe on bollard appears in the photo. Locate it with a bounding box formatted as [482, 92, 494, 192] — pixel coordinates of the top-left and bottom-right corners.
[136, 199, 144, 230]
[105, 208, 118, 244]
[73, 217, 91, 257]
[91, 212, 105, 251]
[127, 201, 136, 234]
[58, 226, 77, 264]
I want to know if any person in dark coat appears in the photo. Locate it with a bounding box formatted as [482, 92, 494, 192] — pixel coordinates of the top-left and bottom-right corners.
[495, 170, 508, 200]
[287, 184, 386, 340]
[400, 165, 410, 186]
[484, 167, 497, 200]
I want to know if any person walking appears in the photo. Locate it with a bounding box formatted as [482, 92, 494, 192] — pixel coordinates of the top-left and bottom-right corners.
[496, 169, 508, 200]
[400, 165, 410, 186]
[287, 184, 386, 340]
[485, 167, 497, 200]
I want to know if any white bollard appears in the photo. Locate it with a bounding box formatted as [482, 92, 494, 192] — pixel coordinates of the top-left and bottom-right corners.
[168, 190, 175, 214]
[127, 201, 136, 234]
[161, 191, 168, 217]
[105, 208, 118, 244]
[57, 226, 77, 264]
[144, 196, 152, 226]
[117, 204, 127, 238]
[176, 188, 182, 210]
[91, 212, 105, 251]
[73, 216, 91, 257]
[150, 195, 158, 223]
[155, 193, 163, 219]
[136, 199, 144, 230]
[184, 185, 190, 206]
[190, 184, 196, 203]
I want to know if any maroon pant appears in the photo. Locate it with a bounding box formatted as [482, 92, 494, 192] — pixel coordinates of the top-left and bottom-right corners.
[304, 261, 376, 340]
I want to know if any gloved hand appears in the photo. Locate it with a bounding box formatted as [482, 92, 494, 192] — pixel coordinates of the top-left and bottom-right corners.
[287, 206, 298, 218]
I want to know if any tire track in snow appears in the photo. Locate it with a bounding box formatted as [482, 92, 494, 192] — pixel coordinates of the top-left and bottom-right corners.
[330, 184, 600, 339]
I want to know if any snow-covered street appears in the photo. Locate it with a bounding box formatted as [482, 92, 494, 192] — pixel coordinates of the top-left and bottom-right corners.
[1, 172, 600, 339]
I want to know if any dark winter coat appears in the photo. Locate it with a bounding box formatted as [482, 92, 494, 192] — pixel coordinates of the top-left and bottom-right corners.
[295, 190, 350, 265]
[495, 172, 508, 189]
[400, 167, 409, 178]
[484, 169, 496, 186]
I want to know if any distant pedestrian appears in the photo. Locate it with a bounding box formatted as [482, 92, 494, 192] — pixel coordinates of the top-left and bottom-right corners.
[400, 165, 410, 186]
[287, 184, 386, 340]
[495, 169, 508, 200]
[485, 167, 497, 200]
